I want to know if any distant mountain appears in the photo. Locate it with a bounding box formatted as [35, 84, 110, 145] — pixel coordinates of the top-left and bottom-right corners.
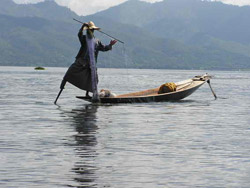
[0, 0, 79, 21]
[94, 0, 250, 68]
[0, 0, 250, 70]
[96, 0, 250, 44]
[0, 13, 79, 67]
[84, 15, 250, 70]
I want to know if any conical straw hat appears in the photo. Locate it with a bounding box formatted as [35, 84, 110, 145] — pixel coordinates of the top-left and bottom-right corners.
[83, 21, 100, 30]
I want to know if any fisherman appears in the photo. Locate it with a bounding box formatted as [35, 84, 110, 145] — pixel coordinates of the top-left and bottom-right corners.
[60, 21, 117, 98]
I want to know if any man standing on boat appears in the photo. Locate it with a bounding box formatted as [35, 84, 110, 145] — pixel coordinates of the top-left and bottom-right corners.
[60, 21, 117, 99]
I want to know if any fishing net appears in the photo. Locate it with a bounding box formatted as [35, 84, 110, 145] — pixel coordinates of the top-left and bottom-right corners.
[86, 33, 99, 102]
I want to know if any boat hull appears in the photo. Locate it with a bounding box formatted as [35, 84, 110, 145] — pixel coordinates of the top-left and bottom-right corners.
[76, 79, 206, 104]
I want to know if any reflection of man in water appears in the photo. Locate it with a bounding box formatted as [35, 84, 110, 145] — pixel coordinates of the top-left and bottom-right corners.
[70, 105, 99, 186]
[60, 21, 117, 98]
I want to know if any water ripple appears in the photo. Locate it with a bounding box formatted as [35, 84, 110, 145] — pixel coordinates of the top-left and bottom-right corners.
[1, 67, 250, 187]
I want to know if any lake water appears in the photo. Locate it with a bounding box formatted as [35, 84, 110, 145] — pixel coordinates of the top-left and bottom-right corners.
[0, 66, 250, 188]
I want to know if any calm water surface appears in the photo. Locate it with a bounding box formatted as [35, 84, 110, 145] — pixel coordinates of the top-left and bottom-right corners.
[0, 66, 250, 188]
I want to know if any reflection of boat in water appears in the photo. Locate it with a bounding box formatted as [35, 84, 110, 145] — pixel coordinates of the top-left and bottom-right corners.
[77, 74, 216, 103]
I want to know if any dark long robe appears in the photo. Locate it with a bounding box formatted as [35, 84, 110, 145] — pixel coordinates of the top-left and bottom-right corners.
[62, 26, 112, 92]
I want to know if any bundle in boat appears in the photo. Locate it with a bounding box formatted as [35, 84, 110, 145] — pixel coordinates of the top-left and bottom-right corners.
[158, 82, 177, 94]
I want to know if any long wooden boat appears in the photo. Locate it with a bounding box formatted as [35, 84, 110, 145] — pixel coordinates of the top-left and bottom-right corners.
[76, 74, 212, 103]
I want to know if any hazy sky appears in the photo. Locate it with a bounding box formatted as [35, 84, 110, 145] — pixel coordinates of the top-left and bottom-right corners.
[13, 0, 250, 16]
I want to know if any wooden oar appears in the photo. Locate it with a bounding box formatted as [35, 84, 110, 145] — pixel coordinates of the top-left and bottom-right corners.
[54, 88, 63, 105]
[54, 80, 66, 104]
[207, 80, 217, 100]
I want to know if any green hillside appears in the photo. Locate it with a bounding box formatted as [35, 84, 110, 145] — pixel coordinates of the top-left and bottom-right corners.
[0, 0, 250, 70]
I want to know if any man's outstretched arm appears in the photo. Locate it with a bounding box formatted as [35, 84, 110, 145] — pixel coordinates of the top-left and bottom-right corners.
[97, 40, 117, 51]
